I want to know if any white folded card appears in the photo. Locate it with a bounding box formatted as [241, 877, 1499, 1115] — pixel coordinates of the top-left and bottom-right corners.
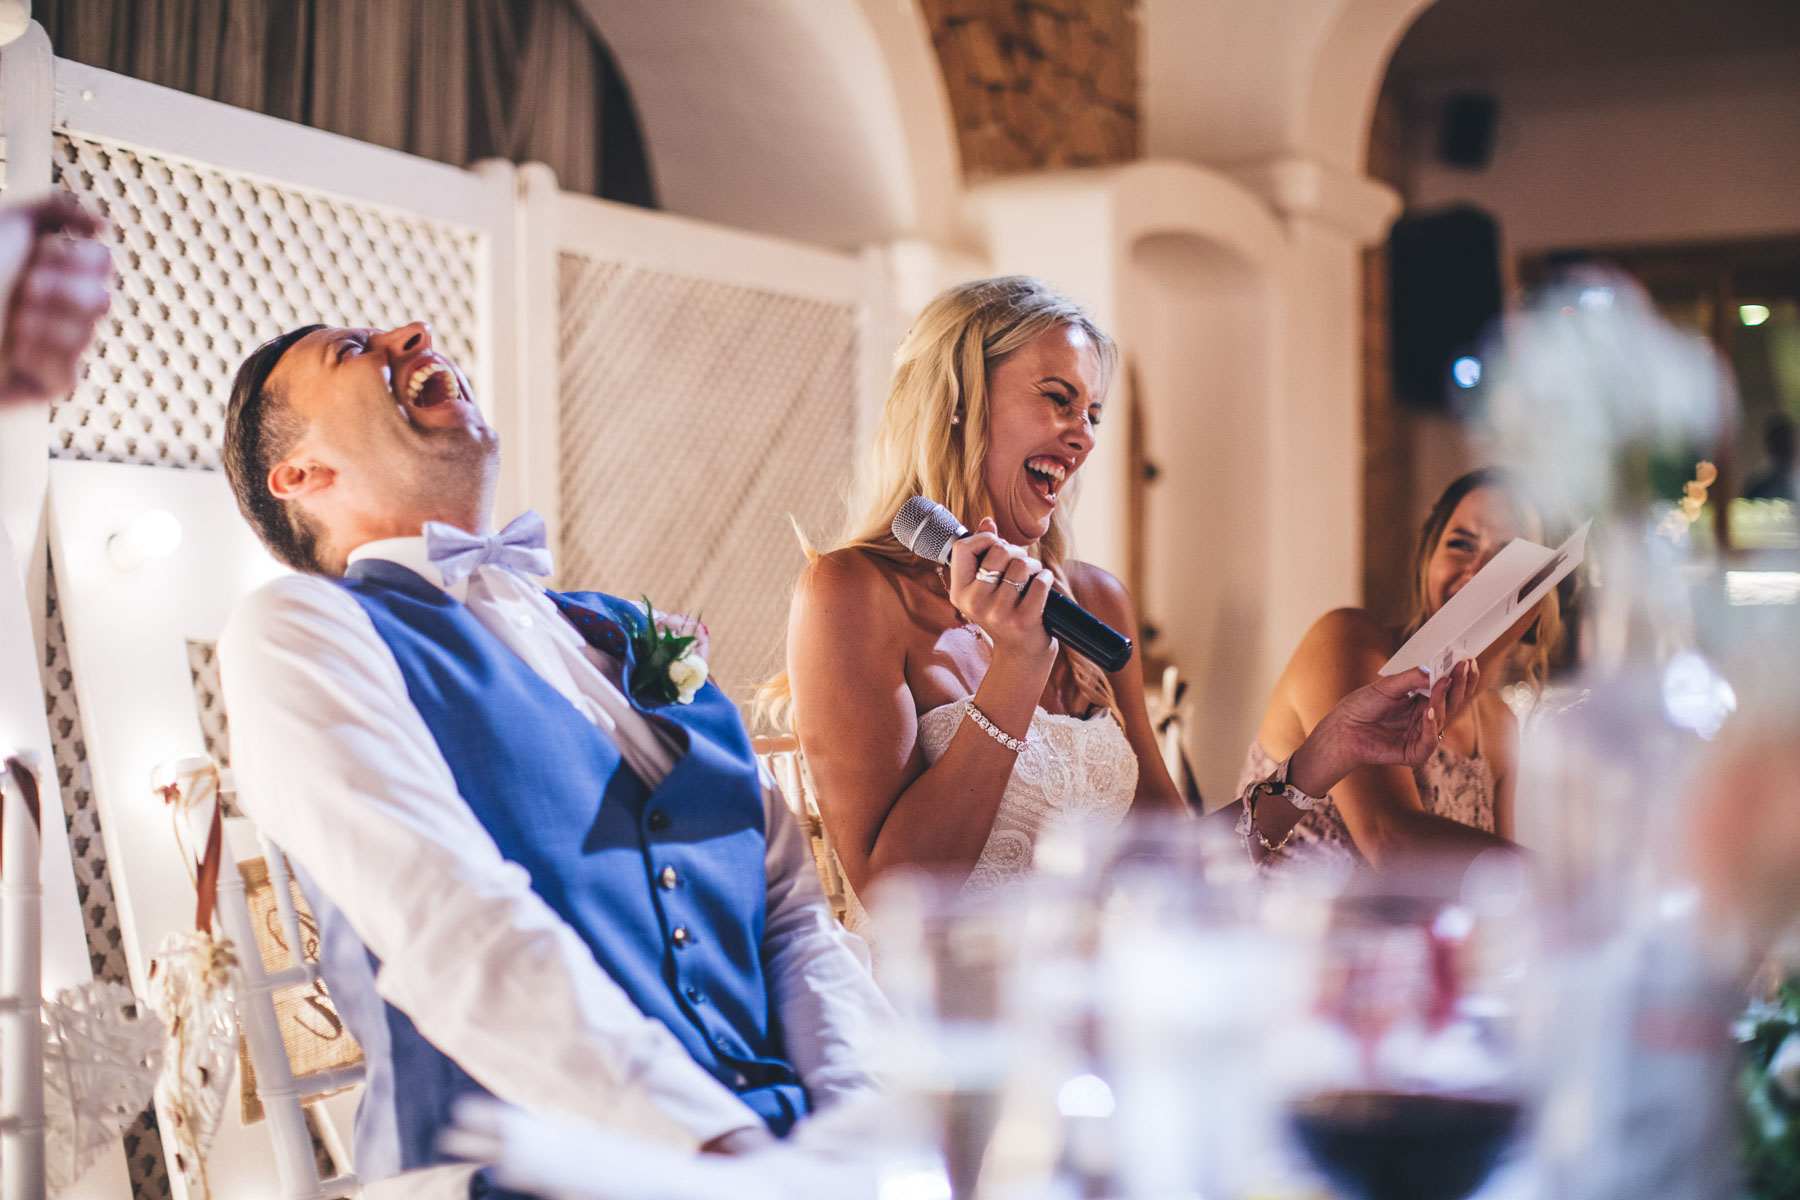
[1381, 521, 1590, 684]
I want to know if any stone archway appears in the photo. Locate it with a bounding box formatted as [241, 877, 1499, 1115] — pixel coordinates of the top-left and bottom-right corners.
[572, 0, 963, 249]
[1143, 0, 1438, 173]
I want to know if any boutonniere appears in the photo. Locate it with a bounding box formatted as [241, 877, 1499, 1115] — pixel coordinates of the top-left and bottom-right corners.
[627, 596, 710, 706]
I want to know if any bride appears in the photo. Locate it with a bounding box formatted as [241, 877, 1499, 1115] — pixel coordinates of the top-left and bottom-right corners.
[781, 277, 1469, 920]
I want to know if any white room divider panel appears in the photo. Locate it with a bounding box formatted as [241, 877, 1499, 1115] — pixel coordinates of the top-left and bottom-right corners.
[45, 67, 504, 471]
[0, 39, 517, 1200]
[48, 462, 300, 1200]
[524, 168, 876, 708]
[0, 27, 128, 1200]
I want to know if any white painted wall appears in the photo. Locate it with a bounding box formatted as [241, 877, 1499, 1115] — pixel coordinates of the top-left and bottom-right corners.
[1125, 234, 1277, 802]
[1403, 48, 1800, 254]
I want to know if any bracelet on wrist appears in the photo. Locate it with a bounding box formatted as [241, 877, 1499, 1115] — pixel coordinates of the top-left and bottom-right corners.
[1237, 785, 1300, 856]
[964, 701, 1028, 753]
[1237, 753, 1324, 859]
[1262, 752, 1324, 811]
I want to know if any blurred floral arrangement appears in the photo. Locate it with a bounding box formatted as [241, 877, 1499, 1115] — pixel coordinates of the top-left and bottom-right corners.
[1737, 974, 1800, 1199]
[1483, 267, 1730, 524]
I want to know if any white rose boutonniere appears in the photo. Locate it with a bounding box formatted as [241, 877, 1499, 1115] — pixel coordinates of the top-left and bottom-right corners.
[666, 649, 708, 705]
[626, 596, 710, 706]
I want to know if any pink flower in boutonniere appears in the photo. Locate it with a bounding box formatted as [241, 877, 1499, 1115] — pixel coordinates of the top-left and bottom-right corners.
[627, 597, 710, 705]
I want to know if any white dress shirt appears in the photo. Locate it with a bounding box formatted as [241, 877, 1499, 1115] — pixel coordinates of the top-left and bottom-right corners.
[217, 534, 890, 1154]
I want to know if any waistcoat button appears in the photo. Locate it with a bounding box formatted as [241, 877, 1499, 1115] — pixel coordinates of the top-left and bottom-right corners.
[671, 926, 691, 947]
[647, 809, 670, 832]
[659, 865, 678, 889]
[686, 986, 704, 1003]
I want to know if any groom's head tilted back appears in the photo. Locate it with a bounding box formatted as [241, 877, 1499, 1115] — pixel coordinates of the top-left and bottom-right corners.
[223, 323, 499, 575]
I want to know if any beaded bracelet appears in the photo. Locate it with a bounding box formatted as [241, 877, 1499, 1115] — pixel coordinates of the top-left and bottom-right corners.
[1237, 785, 1300, 855]
[965, 701, 1029, 753]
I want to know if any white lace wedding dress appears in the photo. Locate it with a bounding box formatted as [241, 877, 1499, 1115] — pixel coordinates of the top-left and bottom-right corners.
[843, 697, 1139, 937]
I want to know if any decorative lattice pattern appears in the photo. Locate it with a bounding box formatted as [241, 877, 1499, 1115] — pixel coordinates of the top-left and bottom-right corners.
[44, 563, 175, 1200]
[557, 255, 858, 706]
[186, 639, 229, 769]
[45, 562, 126, 988]
[49, 132, 482, 468]
[186, 639, 244, 820]
[40, 132, 486, 1200]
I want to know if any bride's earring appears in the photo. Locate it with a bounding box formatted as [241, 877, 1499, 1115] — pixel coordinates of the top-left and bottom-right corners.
[951, 414, 961, 426]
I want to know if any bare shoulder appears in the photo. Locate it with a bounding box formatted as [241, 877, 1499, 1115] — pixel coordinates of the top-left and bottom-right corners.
[1063, 559, 1136, 630]
[790, 547, 910, 651]
[1280, 606, 1396, 708]
[795, 546, 900, 611]
[1299, 606, 1394, 659]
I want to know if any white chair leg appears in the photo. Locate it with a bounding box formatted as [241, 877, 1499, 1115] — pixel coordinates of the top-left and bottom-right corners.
[2, 759, 47, 1200]
[215, 861, 331, 1200]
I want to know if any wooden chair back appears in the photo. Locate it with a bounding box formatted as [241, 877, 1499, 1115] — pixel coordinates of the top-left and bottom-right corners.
[751, 736, 851, 924]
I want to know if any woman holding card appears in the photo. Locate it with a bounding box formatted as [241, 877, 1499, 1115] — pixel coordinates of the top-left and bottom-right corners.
[1237, 468, 1563, 878]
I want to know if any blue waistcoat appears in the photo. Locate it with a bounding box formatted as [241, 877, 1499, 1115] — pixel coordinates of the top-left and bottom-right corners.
[297, 560, 806, 1179]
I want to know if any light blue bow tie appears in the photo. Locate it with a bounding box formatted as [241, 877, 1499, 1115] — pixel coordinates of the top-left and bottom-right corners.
[423, 512, 553, 585]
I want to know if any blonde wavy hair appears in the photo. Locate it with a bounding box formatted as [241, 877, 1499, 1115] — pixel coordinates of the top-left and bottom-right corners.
[1401, 467, 1565, 692]
[764, 275, 1121, 722]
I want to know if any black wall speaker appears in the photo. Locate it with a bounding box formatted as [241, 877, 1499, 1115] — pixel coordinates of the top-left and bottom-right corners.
[1438, 92, 1498, 170]
[1388, 206, 1503, 412]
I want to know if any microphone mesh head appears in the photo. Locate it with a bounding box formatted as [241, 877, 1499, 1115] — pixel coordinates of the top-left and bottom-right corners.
[892, 496, 964, 564]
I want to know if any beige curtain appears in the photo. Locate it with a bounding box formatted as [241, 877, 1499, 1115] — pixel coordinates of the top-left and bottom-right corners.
[469, 0, 599, 194]
[307, 0, 472, 165]
[34, 0, 645, 204]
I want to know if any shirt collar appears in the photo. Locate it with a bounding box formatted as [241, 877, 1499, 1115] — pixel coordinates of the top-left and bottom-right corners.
[347, 536, 463, 600]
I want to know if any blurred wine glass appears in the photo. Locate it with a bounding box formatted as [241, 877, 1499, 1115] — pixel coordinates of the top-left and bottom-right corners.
[867, 869, 1023, 1200]
[1279, 874, 1530, 1200]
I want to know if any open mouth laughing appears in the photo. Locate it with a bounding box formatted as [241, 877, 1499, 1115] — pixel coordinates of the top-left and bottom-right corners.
[1024, 454, 1072, 505]
[392, 353, 469, 425]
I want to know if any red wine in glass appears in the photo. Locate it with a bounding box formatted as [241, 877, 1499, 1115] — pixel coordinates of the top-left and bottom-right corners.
[1287, 1089, 1523, 1200]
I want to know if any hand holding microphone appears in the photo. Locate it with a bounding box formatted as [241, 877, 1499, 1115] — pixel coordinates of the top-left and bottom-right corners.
[893, 496, 1134, 673]
[947, 515, 1060, 669]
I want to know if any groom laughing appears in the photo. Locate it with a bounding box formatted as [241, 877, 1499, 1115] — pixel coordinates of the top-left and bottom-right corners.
[217, 322, 889, 1183]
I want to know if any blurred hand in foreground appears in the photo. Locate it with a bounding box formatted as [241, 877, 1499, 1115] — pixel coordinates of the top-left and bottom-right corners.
[0, 192, 111, 408]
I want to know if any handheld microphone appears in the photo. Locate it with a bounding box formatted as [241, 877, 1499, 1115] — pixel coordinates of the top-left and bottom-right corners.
[892, 496, 1134, 673]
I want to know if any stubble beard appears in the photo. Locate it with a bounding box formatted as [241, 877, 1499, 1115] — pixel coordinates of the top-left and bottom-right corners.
[401, 422, 501, 531]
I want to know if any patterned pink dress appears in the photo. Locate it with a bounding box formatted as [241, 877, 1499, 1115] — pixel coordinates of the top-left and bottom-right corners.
[1235, 734, 1495, 877]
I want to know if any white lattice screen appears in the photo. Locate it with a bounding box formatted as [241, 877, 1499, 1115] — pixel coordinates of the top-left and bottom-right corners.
[44, 128, 487, 972]
[557, 254, 859, 706]
[41, 123, 490, 1200]
[49, 132, 482, 468]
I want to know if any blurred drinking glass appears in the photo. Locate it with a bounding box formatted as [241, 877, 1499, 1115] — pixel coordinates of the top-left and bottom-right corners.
[1087, 814, 1307, 1200]
[868, 868, 1025, 1200]
[1277, 864, 1530, 1200]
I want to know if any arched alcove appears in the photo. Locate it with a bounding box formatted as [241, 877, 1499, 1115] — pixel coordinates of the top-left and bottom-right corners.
[1124, 230, 1277, 803]
[1143, 0, 1437, 172]
[574, 0, 963, 249]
